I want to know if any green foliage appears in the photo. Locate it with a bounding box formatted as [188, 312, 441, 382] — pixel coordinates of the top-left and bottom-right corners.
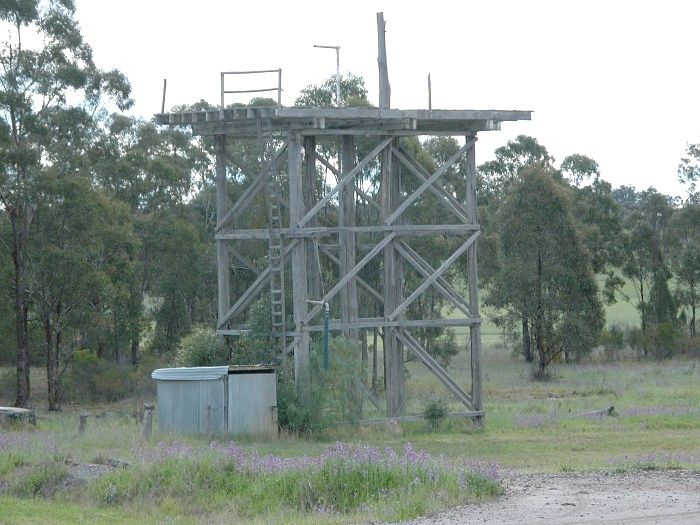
[423, 398, 448, 431]
[173, 325, 228, 367]
[600, 325, 625, 361]
[62, 349, 131, 403]
[9, 461, 68, 498]
[277, 337, 365, 432]
[486, 165, 605, 377]
[87, 453, 498, 521]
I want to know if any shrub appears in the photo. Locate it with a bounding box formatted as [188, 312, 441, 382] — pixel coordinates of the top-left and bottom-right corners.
[62, 349, 132, 403]
[277, 336, 365, 433]
[173, 325, 228, 367]
[423, 398, 448, 431]
[601, 324, 625, 361]
[9, 461, 68, 497]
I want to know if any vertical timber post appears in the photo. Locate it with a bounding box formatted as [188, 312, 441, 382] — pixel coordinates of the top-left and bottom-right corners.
[465, 134, 483, 422]
[215, 135, 230, 327]
[340, 136, 359, 344]
[304, 136, 321, 303]
[378, 10, 403, 417]
[377, 12, 391, 108]
[288, 132, 310, 390]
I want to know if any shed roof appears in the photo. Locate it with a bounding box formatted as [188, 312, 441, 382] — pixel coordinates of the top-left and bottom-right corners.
[152, 366, 229, 381]
[152, 365, 276, 381]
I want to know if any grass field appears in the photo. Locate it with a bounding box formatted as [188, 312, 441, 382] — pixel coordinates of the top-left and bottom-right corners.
[1, 337, 698, 523]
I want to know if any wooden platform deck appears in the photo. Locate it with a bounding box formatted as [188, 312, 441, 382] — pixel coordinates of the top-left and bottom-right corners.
[155, 106, 532, 136]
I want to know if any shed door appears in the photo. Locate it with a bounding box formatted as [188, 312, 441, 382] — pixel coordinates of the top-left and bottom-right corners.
[227, 372, 277, 436]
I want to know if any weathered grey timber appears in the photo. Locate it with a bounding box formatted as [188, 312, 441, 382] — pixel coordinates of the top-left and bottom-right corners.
[0, 407, 36, 425]
[155, 11, 531, 421]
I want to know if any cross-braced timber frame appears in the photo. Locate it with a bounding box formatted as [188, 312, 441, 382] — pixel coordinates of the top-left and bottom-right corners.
[155, 106, 531, 419]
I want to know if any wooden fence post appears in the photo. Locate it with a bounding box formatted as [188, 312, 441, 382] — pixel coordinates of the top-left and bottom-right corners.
[142, 403, 154, 439]
[78, 410, 89, 434]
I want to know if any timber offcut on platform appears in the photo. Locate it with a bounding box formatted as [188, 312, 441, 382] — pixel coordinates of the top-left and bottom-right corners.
[154, 106, 531, 136]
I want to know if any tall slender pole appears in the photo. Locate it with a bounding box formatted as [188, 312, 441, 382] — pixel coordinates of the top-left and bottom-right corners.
[428, 73, 432, 111]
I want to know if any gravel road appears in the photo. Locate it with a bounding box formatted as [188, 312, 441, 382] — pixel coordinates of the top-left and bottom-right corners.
[404, 470, 699, 524]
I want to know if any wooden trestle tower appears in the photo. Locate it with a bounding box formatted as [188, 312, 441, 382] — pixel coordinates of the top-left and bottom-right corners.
[156, 14, 530, 420]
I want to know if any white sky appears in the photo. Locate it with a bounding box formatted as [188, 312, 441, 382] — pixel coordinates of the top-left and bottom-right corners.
[76, 0, 700, 197]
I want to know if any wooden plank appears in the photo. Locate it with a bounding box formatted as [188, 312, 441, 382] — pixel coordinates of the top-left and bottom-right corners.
[465, 135, 483, 416]
[306, 317, 481, 332]
[304, 136, 321, 302]
[278, 107, 531, 121]
[340, 136, 359, 343]
[157, 107, 531, 127]
[385, 138, 476, 225]
[358, 411, 484, 425]
[298, 137, 392, 228]
[388, 230, 480, 321]
[216, 223, 478, 240]
[288, 132, 310, 388]
[393, 146, 471, 223]
[215, 135, 230, 326]
[382, 135, 405, 418]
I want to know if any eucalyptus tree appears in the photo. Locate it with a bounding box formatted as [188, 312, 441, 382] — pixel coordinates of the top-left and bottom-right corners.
[669, 203, 700, 338]
[0, 0, 131, 406]
[620, 188, 676, 346]
[92, 114, 209, 359]
[30, 173, 136, 409]
[477, 136, 554, 362]
[485, 165, 604, 378]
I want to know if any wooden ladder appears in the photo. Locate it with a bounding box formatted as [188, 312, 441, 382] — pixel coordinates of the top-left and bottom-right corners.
[266, 149, 286, 356]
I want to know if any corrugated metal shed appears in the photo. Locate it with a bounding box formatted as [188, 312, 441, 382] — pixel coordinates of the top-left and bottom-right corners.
[151, 365, 277, 436]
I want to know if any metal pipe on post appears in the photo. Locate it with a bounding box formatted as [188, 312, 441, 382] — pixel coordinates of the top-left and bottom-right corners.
[277, 69, 282, 107]
[309, 299, 330, 369]
[313, 45, 341, 106]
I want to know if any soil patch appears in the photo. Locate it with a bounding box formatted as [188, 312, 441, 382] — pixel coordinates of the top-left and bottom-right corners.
[404, 470, 699, 524]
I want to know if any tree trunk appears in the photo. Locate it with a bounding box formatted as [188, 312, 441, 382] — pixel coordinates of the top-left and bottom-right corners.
[97, 331, 105, 359]
[131, 336, 140, 366]
[45, 308, 60, 411]
[535, 250, 546, 377]
[12, 209, 30, 408]
[535, 321, 546, 378]
[691, 304, 696, 339]
[521, 318, 533, 362]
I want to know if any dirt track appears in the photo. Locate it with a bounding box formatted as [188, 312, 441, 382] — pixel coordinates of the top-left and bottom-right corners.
[406, 470, 699, 524]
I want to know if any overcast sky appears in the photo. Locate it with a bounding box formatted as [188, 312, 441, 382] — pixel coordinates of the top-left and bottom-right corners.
[75, 0, 699, 197]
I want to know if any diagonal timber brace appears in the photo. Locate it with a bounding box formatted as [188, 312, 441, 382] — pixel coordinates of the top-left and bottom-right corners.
[217, 240, 298, 328]
[216, 141, 289, 231]
[388, 230, 480, 321]
[298, 137, 392, 228]
[396, 329, 474, 410]
[393, 146, 472, 224]
[396, 242, 472, 317]
[385, 137, 476, 226]
[303, 233, 396, 324]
